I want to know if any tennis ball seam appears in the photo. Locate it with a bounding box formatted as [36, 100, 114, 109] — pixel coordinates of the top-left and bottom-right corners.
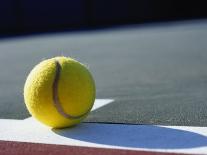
[52, 59, 91, 119]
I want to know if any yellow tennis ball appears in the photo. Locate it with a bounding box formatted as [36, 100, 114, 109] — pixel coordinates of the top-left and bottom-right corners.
[24, 56, 96, 128]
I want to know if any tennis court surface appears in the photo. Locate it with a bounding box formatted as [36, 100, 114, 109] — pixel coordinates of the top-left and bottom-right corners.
[1, 20, 207, 154]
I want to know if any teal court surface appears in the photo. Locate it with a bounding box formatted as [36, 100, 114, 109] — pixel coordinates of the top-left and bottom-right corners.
[1, 20, 207, 154]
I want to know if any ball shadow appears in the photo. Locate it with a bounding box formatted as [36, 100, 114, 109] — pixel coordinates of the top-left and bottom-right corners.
[52, 123, 207, 149]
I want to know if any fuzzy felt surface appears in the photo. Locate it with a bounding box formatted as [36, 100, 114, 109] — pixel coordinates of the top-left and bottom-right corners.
[24, 57, 95, 128]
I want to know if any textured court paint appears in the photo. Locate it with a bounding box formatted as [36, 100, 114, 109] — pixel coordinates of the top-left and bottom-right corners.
[0, 141, 187, 155]
[4, 20, 206, 125]
[1, 117, 207, 154]
[52, 60, 90, 119]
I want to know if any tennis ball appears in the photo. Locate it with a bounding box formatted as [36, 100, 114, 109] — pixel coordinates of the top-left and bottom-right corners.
[24, 56, 95, 128]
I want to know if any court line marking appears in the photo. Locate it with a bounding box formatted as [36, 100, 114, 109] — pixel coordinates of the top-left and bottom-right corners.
[1, 120, 207, 154]
[91, 99, 114, 111]
[1, 99, 207, 154]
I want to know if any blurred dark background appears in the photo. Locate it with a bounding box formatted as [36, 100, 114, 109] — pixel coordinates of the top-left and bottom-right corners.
[1, 0, 207, 36]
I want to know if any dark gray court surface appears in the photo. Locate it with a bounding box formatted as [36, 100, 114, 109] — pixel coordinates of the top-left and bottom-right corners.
[0, 20, 207, 126]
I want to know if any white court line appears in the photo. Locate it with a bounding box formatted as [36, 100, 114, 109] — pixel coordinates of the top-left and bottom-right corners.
[1, 99, 207, 154]
[1, 119, 207, 154]
[91, 99, 114, 111]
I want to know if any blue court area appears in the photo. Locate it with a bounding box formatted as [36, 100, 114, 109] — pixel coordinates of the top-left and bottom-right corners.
[0, 20, 207, 127]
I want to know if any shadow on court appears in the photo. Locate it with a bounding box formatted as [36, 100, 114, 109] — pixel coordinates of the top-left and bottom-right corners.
[53, 123, 207, 149]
